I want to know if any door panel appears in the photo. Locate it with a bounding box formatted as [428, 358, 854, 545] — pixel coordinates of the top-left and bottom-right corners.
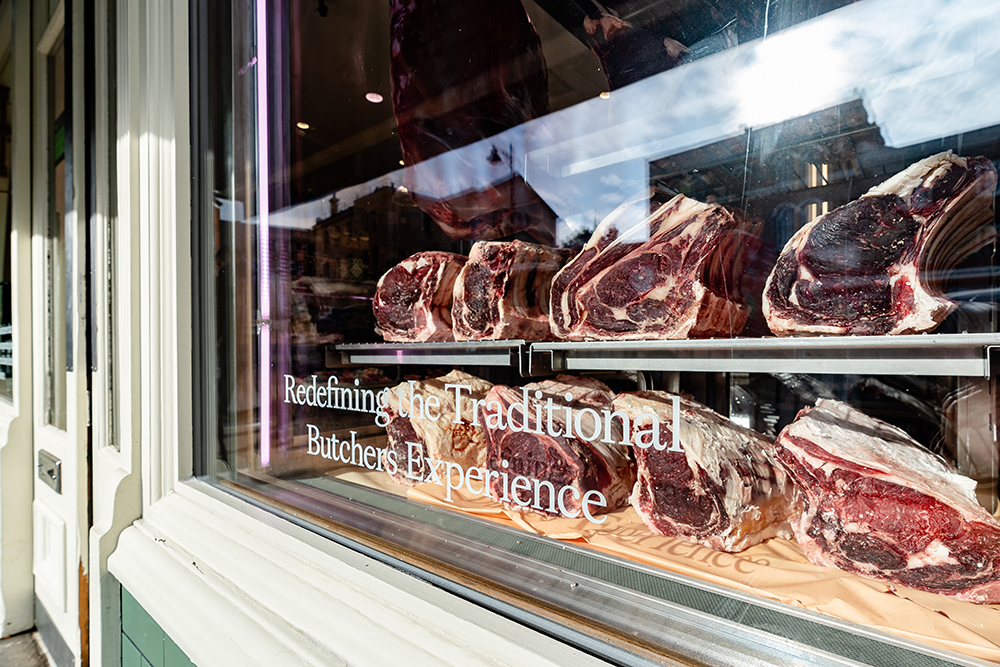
[33, 500, 67, 614]
[31, 5, 84, 664]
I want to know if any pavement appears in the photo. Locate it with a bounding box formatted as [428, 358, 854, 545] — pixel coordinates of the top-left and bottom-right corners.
[0, 632, 49, 667]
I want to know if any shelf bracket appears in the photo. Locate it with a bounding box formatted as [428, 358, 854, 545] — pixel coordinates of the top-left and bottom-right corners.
[519, 345, 553, 377]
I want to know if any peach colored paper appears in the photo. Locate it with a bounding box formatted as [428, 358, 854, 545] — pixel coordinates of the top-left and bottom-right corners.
[398, 479, 1000, 663]
[333, 468, 411, 497]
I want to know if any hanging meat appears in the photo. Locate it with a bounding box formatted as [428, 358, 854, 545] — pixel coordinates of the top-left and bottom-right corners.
[480, 376, 635, 517]
[763, 151, 998, 336]
[373, 251, 467, 342]
[452, 240, 575, 341]
[382, 370, 493, 486]
[550, 192, 759, 340]
[613, 391, 796, 552]
[390, 0, 555, 243]
[584, 14, 688, 91]
[775, 399, 1000, 603]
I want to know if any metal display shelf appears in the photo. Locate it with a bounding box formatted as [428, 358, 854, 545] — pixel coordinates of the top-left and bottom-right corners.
[334, 340, 553, 376]
[532, 334, 1000, 378]
[337, 334, 1000, 378]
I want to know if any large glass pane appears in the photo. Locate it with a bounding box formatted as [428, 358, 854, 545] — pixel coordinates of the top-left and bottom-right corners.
[200, 0, 1000, 663]
[45, 33, 66, 429]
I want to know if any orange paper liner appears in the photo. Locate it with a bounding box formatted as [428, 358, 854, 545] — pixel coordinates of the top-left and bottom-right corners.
[398, 478, 1000, 663]
[332, 468, 412, 497]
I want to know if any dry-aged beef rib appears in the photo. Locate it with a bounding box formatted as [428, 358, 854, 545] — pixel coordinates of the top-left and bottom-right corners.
[480, 376, 634, 516]
[550, 193, 757, 340]
[382, 370, 492, 486]
[583, 14, 687, 90]
[613, 391, 795, 552]
[390, 0, 555, 243]
[453, 240, 574, 340]
[373, 251, 467, 342]
[764, 152, 998, 336]
[775, 399, 1000, 603]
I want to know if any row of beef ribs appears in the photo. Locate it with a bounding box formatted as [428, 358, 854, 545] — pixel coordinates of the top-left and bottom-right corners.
[374, 152, 998, 343]
[379, 370, 1000, 604]
[373, 242, 576, 343]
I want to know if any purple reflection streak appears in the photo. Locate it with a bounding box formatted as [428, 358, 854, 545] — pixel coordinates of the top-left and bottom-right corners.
[257, 0, 271, 467]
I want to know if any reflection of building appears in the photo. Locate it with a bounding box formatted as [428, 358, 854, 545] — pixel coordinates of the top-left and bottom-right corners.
[314, 185, 459, 283]
[286, 185, 460, 354]
[313, 194, 371, 283]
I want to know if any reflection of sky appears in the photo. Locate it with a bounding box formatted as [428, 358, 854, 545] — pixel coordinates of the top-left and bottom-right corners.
[266, 0, 1000, 234]
[239, 172, 406, 229]
[333, 169, 406, 213]
[244, 195, 334, 229]
[863, 3, 1000, 147]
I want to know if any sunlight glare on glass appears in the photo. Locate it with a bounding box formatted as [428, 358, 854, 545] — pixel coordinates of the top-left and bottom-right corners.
[737, 29, 847, 129]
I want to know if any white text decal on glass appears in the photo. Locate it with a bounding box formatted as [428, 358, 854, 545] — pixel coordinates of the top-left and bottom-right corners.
[283, 375, 683, 525]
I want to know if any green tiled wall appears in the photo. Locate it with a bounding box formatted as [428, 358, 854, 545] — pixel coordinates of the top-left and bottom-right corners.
[121, 588, 196, 667]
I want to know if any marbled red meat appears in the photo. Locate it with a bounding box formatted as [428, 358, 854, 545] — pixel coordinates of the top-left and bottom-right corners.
[764, 152, 997, 336]
[453, 240, 574, 341]
[390, 0, 555, 243]
[373, 251, 466, 342]
[382, 370, 492, 486]
[614, 391, 795, 552]
[583, 14, 687, 91]
[550, 192, 757, 340]
[775, 399, 1000, 603]
[480, 376, 634, 517]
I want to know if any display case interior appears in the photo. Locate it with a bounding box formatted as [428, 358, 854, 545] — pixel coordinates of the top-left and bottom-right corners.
[200, 0, 1000, 664]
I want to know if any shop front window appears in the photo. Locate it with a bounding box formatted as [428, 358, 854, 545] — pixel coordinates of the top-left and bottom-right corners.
[196, 0, 1000, 663]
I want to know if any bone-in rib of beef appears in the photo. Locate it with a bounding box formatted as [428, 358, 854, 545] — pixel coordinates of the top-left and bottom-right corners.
[382, 370, 492, 487]
[583, 14, 687, 91]
[775, 399, 1000, 603]
[480, 376, 634, 516]
[613, 391, 795, 552]
[452, 240, 574, 341]
[373, 251, 467, 342]
[763, 152, 998, 336]
[390, 0, 555, 243]
[550, 193, 757, 340]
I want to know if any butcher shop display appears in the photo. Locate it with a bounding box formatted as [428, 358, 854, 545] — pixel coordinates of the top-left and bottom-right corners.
[241, 0, 1000, 659]
[382, 370, 493, 486]
[549, 192, 758, 340]
[764, 152, 998, 336]
[390, 0, 556, 243]
[373, 251, 467, 342]
[774, 399, 1000, 603]
[479, 375, 635, 517]
[613, 391, 796, 552]
[452, 240, 575, 341]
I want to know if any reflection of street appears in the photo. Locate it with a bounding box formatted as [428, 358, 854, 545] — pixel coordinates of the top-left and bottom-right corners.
[274, 185, 460, 362]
